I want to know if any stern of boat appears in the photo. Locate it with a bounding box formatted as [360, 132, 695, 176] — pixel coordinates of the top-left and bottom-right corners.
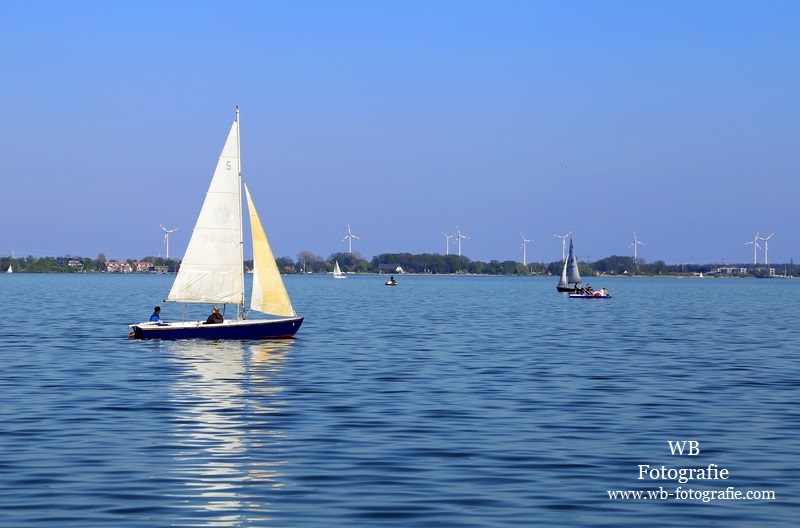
[128, 324, 142, 339]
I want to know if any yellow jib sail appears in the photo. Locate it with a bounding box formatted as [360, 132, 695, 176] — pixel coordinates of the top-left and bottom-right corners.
[245, 184, 296, 317]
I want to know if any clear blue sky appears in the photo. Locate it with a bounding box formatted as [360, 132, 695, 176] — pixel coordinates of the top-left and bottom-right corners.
[2, 1, 798, 265]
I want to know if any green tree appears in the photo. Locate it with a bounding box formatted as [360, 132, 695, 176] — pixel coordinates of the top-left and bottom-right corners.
[593, 255, 635, 275]
[275, 256, 296, 273]
[297, 251, 320, 273]
[329, 252, 367, 273]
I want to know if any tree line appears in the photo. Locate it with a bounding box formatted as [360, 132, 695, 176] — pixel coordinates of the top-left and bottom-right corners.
[0, 254, 178, 273]
[280, 251, 797, 278]
[2, 251, 795, 278]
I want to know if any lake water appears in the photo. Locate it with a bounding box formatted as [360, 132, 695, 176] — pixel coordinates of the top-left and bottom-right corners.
[1, 273, 798, 527]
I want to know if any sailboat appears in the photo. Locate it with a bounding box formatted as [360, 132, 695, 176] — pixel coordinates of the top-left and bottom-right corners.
[332, 260, 346, 279]
[6, 265, 11, 274]
[556, 238, 581, 292]
[129, 108, 303, 340]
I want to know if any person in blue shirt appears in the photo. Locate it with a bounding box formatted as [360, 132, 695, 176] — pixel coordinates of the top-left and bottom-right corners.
[150, 306, 162, 323]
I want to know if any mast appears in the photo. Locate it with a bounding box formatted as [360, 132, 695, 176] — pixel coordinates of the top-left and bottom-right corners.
[235, 106, 246, 314]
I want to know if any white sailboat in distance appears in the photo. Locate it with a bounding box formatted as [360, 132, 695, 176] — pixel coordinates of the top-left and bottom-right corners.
[333, 260, 346, 279]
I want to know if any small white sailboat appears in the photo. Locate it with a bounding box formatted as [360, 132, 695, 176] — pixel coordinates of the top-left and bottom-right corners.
[6, 265, 11, 274]
[332, 260, 346, 279]
[129, 108, 303, 340]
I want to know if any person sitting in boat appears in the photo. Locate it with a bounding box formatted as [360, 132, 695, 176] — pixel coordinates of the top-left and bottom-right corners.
[205, 306, 224, 325]
[585, 284, 593, 294]
[601, 288, 609, 296]
[388, 276, 396, 285]
[150, 306, 163, 324]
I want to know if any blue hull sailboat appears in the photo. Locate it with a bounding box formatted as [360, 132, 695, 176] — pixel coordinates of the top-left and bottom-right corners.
[129, 108, 303, 340]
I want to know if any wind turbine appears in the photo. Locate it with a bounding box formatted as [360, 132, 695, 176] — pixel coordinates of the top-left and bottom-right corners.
[441, 230, 454, 255]
[763, 232, 774, 268]
[341, 224, 360, 254]
[629, 232, 645, 266]
[159, 224, 177, 260]
[745, 232, 762, 265]
[453, 226, 470, 257]
[520, 233, 533, 266]
[554, 231, 572, 261]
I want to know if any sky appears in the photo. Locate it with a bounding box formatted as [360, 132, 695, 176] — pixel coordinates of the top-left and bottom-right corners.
[2, 1, 799, 266]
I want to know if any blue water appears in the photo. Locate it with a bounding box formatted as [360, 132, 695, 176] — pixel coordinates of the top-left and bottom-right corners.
[1, 274, 798, 527]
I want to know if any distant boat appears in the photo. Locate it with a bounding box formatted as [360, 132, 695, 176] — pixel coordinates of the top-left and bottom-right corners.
[6, 265, 11, 274]
[569, 289, 611, 299]
[332, 260, 346, 279]
[385, 276, 397, 286]
[128, 108, 303, 340]
[556, 238, 581, 292]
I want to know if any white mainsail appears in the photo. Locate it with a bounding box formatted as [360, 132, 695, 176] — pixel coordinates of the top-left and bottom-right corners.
[566, 238, 581, 285]
[246, 184, 296, 317]
[166, 116, 245, 306]
[557, 258, 568, 289]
